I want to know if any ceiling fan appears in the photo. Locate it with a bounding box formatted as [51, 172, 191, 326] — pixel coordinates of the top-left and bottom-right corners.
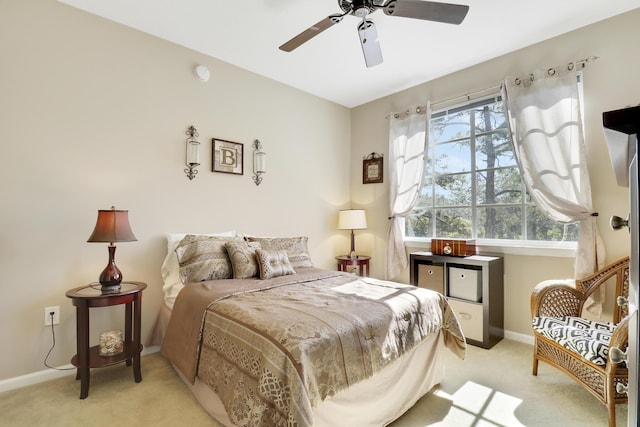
[279, 0, 469, 67]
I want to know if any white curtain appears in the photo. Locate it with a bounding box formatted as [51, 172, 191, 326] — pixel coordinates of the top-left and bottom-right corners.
[502, 67, 606, 315]
[385, 107, 429, 280]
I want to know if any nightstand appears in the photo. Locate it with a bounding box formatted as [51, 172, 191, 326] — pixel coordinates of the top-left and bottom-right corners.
[336, 255, 370, 277]
[65, 281, 146, 399]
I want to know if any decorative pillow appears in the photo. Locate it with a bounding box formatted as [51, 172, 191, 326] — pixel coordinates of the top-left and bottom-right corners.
[175, 235, 240, 283]
[225, 240, 261, 279]
[255, 248, 295, 280]
[247, 236, 313, 268]
[161, 231, 236, 306]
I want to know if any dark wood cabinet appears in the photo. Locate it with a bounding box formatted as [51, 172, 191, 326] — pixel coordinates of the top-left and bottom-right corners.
[410, 252, 504, 349]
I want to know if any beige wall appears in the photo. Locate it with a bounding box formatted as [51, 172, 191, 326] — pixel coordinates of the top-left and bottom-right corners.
[351, 9, 640, 337]
[0, 0, 351, 380]
[2, 0, 639, 382]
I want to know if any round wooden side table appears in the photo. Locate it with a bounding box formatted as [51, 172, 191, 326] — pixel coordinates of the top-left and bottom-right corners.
[336, 255, 371, 277]
[65, 281, 146, 399]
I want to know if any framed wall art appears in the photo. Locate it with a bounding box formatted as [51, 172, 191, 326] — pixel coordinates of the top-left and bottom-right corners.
[212, 138, 243, 175]
[363, 152, 383, 184]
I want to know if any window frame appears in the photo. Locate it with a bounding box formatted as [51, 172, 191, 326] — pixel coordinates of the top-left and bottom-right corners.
[404, 95, 578, 256]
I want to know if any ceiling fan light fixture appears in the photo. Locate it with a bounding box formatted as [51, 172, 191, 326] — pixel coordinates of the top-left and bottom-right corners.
[354, 7, 370, 18]
[280, 0, 469, 66]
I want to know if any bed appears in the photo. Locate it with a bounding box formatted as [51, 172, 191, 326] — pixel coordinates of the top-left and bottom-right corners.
[158, 233, 466, 426]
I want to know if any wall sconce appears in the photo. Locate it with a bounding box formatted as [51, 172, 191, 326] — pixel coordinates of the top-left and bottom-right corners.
[252, 139, 266, 186]
[184, 125, 200, 180]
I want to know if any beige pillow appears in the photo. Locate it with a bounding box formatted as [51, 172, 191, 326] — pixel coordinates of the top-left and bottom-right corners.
[161, 231, 236, 303]
[247, 236, 313, 268]
[255, 249, 295, 280]
[225, 240, 261, 279]
[175, 235, 240, 283]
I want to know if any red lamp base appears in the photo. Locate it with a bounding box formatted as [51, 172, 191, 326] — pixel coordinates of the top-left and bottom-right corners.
[99, 245, 123, 292]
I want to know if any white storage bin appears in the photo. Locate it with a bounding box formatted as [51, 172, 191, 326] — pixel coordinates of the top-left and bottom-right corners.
[448, 266, 482, 302]
[447, 299, 484, 342]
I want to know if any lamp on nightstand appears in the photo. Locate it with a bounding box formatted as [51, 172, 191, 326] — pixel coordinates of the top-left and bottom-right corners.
[87, 206, 137, 292]
[338, 209, 367, 260]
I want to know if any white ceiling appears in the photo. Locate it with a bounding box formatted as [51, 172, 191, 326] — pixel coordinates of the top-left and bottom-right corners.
[57, 0, 639, 108]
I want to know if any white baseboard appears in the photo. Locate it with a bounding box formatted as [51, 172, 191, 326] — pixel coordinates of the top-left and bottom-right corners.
[504, 330, 534, 346]
[0, 345, 160, 393]
[1, 333, 532, 393]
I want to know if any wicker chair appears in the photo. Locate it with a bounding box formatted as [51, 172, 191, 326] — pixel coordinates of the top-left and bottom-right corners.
[531, 256, 630, 427]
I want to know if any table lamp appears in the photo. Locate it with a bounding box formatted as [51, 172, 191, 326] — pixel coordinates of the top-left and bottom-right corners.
[87, 206, 137, 292]
[338, 209, 367, 260]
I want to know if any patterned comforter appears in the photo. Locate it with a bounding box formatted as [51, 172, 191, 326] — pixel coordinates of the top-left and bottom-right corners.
[162, 268, 465, 427]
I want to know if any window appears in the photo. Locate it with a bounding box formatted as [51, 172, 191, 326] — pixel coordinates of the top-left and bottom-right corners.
[405, 96, 578, 242]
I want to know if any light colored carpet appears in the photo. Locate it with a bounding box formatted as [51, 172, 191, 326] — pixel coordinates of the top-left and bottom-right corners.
[0, 339, 627, 426]
[392, 339, 627, 427]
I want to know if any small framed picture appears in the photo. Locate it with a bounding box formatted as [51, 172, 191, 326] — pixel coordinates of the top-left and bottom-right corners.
[363, 153, 383, 184]
[212, 138, 243, 175]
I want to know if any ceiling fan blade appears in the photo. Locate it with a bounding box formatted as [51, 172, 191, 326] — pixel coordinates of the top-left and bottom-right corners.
[279, 15, 342, 52]
[357, 19, 383, 68]
[384, 0, 469, 25]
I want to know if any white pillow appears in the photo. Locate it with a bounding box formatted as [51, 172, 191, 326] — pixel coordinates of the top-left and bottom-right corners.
[161, 231, 236, 308]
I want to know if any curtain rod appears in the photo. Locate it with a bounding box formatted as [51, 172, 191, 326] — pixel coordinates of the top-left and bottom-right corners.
[430, 85, 501, 110]
[510, 55, 599, 86]
[386, 56, 599, 118]
[386, 105, 427, 120]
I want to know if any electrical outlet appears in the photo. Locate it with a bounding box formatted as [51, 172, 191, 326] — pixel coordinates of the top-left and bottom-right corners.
[44, 306, 60, 326]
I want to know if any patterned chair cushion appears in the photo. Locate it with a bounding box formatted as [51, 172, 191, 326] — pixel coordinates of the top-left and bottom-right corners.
[532, 316, 616, 366]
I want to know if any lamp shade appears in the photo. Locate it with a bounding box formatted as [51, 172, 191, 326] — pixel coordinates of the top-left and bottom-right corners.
[338, 209, 367, 230]
[87, 207, 137, 243]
